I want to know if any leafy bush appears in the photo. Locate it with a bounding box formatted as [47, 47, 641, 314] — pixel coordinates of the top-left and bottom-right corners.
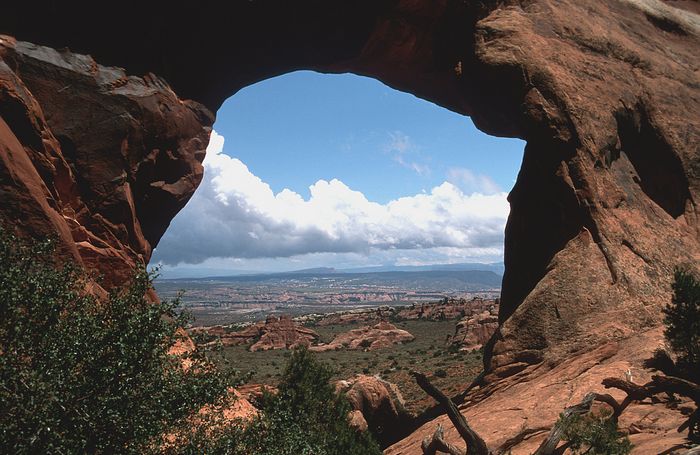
[559, 409, 632, 455]
[663, 268, 700, 382]
[0, 229, 233, 454]
[185, 347, 382, 455]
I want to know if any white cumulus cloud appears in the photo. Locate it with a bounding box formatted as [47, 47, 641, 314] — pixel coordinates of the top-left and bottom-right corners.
[152, 131, 510, 265]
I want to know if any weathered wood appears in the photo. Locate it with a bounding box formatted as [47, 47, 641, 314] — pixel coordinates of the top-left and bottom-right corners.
[495, 426, 549, 454]
[412, 371, 490, 455]
[533, 392, 597, 455]
[601, 377, 653, 400]
[421, 424, 466, 455]
[603, 375, 700, 439]
[650, 375, 700, 404]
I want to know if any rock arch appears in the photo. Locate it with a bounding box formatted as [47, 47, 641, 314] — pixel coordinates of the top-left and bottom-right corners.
[1, 0, 698, 427]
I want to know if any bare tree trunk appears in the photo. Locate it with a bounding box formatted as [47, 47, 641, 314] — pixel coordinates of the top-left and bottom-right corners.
[412, 371, 490, 455]
[421, 424, 466, 455]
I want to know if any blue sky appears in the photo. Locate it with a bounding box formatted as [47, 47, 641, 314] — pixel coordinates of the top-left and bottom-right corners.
[214, 71, 523, 203]
[152, 71, 525, 277]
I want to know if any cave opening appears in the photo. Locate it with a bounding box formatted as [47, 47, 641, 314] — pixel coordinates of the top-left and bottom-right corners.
[151, 70, 525, 281]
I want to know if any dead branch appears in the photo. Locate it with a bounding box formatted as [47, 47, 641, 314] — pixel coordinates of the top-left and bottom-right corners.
[603, 375, 700, 438]
[412, 371, 490, 455]
[603, 375, 700, 439]
[650, 375, 700, 404]
[421, 424, 466, 455]
[601, 377, 654, 400]
[533, 392, 597, 455]
[495, 426, 549, 454]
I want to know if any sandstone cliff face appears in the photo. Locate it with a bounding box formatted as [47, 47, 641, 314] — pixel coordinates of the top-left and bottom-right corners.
[1, 1, 699, 452]
[0, 36, 211, 288]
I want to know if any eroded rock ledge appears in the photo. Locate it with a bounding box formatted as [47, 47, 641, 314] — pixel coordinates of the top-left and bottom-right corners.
[0, 36, 212, 288]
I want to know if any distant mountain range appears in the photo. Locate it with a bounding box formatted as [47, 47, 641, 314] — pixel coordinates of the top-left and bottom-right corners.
[158, 269, 502, 292]
[156, 262, 504, 280]
[338, 262, 505, 275]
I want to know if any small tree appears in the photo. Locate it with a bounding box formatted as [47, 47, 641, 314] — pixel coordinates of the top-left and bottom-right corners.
[183, 346, 382, 455]
[663, 267, 700, 382]
[557, 409, 632, 455]
[0, 229, 233, 454]
[244, 347, 382, 455]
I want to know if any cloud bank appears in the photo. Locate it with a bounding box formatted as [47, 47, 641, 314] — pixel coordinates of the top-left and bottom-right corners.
[152, 131, 510, 265]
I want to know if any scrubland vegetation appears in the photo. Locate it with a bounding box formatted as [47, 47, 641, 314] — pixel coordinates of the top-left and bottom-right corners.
[0, 229, 379, 454]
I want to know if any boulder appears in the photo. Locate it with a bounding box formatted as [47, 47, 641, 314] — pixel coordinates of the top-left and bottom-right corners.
[338, 374, 414, 447]
[249, 316, 319, 352]
[447, 308, 500, 352]
[311, 321, 414, 352]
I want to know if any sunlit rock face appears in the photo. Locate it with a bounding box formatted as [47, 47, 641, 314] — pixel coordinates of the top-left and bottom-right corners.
[1, 1, 699, 452]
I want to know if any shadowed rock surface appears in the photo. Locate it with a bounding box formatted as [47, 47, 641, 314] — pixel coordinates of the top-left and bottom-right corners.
[0, 36, 211, 288]
[1, 1, 699, 452]
[337, 374, 415, 447]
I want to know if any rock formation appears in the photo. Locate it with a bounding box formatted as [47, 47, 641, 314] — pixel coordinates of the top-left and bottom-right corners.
[447, 306, 499, 351]
[0, 36, 211, 289]
[193, 315, 319, 351]
[249, 316, 319, 352]
[235, 383, 278, 407]
[337, 374, 415, 447]
[397, 298, 497, 321]
[310, 321, 415, 352]
[1, 0, 699, 452]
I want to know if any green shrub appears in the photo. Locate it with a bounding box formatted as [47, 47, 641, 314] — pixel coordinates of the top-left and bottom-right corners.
[663, 268, 700, 382]
[0, 229, 233, 454]
[558, 409, 632, 455]
[187, 347, 382, 455]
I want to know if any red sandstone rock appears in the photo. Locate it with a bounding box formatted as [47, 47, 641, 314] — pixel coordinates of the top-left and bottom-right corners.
[236, 383, 277, 406]
[249, 315, 319, 352]
[386, 327, 694, 454]
[218, 388, 259, 422]
[0, 36, 211, 289]
[1, 0, 699, 451]
[191, 316, 318, 351]
[310, 321, 414, 352]
[397, 298, 498, 322]
[447, 308, 499, 352]
[348, 409, 369, 432]
[337, 374, 414, 447]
